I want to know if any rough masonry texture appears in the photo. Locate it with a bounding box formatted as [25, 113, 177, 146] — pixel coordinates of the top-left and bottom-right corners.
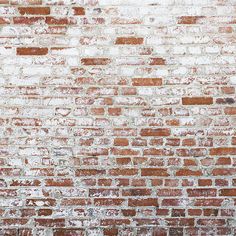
[0, 0, 236, 236]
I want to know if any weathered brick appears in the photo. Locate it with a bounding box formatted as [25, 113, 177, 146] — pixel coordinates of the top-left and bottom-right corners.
[187, 189, 217, 197]
[210, 147, 236, 155]
[178, 16, 204, 24]
[81, 58, 111, 65]
[128, 198, 158, 207]
[44, 178, 74, 187]
[140, 128, 170, 136]
[45, 16, 76, 25]
[13, 16, 44, 24]
[141, 168, 169, 176]
[72, 7, 85, 15]
[176, 169, 203, 176]
[149, 57, 166, 65]
[219, 189, 236, 196]
[35, 218, 65, 227]
[18, 7, 50, 15]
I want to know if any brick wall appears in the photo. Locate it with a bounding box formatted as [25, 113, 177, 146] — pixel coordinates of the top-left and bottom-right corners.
[1, 0, 236, 235]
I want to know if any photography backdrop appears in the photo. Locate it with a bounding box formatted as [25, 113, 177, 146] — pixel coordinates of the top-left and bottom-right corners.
[0, 0, 236, 235]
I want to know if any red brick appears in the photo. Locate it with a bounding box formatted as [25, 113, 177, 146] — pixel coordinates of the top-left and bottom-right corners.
[216, 157, 231, 165]
[38, 209, 52, 216]
[111, 147, 139, 156]
[104, 228, 118, 236]
[13, 16, 44, 24]
[197, 219, 226, 226]
[35, 219, 65, 227]
[132, 78, 162, 86]
[212, 168, 236, 176]
[224, 107, 236, 115]
[176, 169, 203, 176]
[54, 229, 85, 236]
[3, 219, 29, 226]
[94, 198, 125, 206]
[188, 209, 202, 216]
[210, 147, 236, 155]
[45, 178, 73, 187]
[178, 16, 203, 24]
[81, 58, 111, 65]
[115, 37, 143, 45]
[0, 168, 21, 176]
[89, 188, 119, 197]
[45, 16, 76, 25]
[116, 157, 131, 165]
[72, 7, 85, 15]
[187, 188, 217, 197]
[18, 7, 50, 15]
[122, 188, 151, 196]
[182, 97, 213, 105]
[149, 57, 166, 65]
[219, 26, 233, 33]
[108, 107, 122, 116]
[157, 189, 182, 197]
[109, 168, 138, 176]
[198, 179, 212, 186]
[114, 138, 129, 146]
[0, 17, 10, 24]
[17, 47, 48, 55]
[220, 189, 236, 196]
[166, 218, 194, 226]
[122, 209, 136, 216]
[101, 219, 130, 226]
[61, 198, 91, 206]
[141, 168, 169, 176]
[76, 169, 106, 176]
[10, 179, 41, 186]
[128, 198, 158, 207]
[140, 128, 170, 136]
[162, 199, 183, 206]
[98, 178, 112, 186]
